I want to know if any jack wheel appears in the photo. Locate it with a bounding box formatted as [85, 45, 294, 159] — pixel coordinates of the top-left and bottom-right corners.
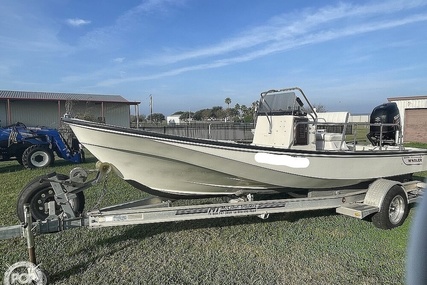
[372, 185, 408, 229]
[16, 174, 85, 222]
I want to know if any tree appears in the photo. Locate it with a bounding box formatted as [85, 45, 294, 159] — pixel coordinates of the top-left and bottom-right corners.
[147, 113, 165, 123]
[130, 115, 146, 123]
[202, 109, 213, 120]
[179, 111, 194, 121]
[225, 97, 231, 109]
[226, 107, 239, 120]
[211, 106, 225, 120]
[193, 108, 213, 121]
[237, 104, 252, 123]
[172, 98, 260, 122]
[234, 103, 240, 112]
[192, 109, 204, 121]
[240, 104, 248, 115]
[312, 104, 327, 113]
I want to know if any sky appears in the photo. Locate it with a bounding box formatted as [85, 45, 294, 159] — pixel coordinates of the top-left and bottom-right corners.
[1, 0, 427, 116]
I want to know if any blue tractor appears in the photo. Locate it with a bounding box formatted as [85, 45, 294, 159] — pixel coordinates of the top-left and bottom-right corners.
[0, 122, 84, 168]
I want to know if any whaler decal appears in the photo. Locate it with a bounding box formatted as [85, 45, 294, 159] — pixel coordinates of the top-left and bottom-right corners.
[254, 153, 310, 168]
[402, 156, 423, 165]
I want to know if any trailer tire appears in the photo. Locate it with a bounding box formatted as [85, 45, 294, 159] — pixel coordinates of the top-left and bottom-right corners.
[22, 145, 54, 169]
[371, 185, 408, 230]
[16, 174, 85, 222]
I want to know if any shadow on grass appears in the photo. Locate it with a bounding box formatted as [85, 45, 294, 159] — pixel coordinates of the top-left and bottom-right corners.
[48, 208, 336, 282]
[45, 176, 427, 282]
[48, 240, 134, 283]
[51, 200, 419, 282]
[0, 162, 25, 173]
[413, 175, 427, 182]
[0, 156, 98, 174]
[51, 155, 98, 168]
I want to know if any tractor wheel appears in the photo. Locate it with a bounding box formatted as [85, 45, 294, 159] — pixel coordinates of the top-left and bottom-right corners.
[16, 174, 85, 222]
[15, 150, 24, 165]
[21, 145, 54, 169]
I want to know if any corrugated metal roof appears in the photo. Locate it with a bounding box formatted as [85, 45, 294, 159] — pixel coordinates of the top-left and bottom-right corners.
[388, 95, 427, 101]
[0, 90, 140, 104]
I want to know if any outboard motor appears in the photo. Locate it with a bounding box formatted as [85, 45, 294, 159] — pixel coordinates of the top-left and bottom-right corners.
[367, 102, 400, 146]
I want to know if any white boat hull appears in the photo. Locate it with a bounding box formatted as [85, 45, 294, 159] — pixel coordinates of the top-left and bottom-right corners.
[65, 119, 427, 197]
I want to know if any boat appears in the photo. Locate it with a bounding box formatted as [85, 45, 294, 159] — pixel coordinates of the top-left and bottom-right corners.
[63, 87, 427, 198]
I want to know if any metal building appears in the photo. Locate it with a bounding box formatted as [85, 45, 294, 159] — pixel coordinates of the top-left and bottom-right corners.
[388, 96, 427, 143]
[0, 90, 140, 128]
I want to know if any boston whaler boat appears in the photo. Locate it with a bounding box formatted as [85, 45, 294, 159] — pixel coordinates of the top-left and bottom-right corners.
[1, 87, 426, 266]
[63, 87, 427, 198]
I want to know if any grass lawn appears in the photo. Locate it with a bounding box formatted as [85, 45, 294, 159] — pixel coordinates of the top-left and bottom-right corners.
[0, 152, 426, 284]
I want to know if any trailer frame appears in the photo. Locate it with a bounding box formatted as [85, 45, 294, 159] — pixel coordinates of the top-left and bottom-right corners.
[0, 164, 425, 268]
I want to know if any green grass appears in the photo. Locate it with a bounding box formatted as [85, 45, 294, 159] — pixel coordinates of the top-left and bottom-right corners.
[404, 142, 427, 149]
[347, 124, 370, 144]
[0, 155, 425, 284]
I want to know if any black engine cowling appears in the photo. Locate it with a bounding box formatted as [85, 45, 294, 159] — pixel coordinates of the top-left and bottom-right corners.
[367, 102, 400, 146]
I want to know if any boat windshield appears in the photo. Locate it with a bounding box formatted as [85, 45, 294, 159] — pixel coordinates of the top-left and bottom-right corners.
[258, 92, 303, 115]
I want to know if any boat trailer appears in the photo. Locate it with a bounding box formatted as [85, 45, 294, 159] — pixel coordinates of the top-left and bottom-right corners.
[0, 162, 425, 268]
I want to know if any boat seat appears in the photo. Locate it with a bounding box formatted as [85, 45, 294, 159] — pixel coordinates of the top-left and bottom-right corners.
[311, 112, 350, 151]
[316, 131, 348, 151]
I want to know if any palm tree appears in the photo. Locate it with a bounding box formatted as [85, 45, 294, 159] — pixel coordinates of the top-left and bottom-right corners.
[224, 97, 231, 109]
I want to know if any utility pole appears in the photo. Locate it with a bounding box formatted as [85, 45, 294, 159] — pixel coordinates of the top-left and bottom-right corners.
[149, 94, 153, 123]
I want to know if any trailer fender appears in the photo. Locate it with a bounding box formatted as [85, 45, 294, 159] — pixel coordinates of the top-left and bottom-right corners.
[364, 179, 410, 229]
[364, 179, 406, 210]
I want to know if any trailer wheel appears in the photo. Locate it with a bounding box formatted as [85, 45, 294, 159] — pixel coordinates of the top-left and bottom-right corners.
[21, 145, 54, 169]
[16, 174, 85, 222]
[371, 185, 408, 230]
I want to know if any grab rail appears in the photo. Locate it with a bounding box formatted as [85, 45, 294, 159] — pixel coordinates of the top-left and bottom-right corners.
[258, 91, 274, 134]
[259, 87, 318, 134]
[291, 121, 403, 151]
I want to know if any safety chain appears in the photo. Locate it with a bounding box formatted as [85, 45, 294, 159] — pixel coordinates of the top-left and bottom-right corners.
[90, 173, 109, 211]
